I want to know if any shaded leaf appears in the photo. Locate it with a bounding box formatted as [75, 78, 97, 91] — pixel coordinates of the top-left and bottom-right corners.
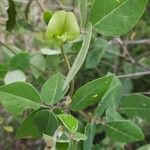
[16, 110, 58, 139]
[30, 54, 46, 79]
[6, 0, 17, 31]
[9, 53, 30, 71]
[0, 64, 8, 79]
[78, 0, 88, 27]
[94, 75, 122, 117]
[121, 94, 150, 121]
[86, 38, 108, 69]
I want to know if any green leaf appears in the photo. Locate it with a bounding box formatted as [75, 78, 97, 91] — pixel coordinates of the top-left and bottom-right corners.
[104, 120, 144, 142]
[57, 114, 78, 132]
[4, 70, 26, 85]
[30, 54, 46, 79]
[86, 38, 108, 69]
[43, 11, 52, 25]
[71, 75, 113, 111]
[94, 75, 122, 117]
[9, 53, 30, 71]
[0, 116, 4, 125]
[106, 108, 124, 122]
[3, 125, 14, 132]
[63, 24, 92, 90]
[90, 0, 148, 36]
[56, 142, 69, 150]
[46, 55, 60, 72]
[16, 110, 58, 139]
[41, 73, 69, 105]
[6, 0, 17, 31]
[0, 82, 41, 115]
[121, 94, 150, 121]
[137, 144, 150, 150]
[83, 123, 96, 150]
[73, 132, 87, 141]
[0, 64, 8, 79]
[120, 78, 133, 94]
[78, 0, 88, 27]
[68, 141, 78, 150]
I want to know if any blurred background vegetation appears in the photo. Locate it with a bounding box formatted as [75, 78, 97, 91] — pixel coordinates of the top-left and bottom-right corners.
[0, 0, 150, 149]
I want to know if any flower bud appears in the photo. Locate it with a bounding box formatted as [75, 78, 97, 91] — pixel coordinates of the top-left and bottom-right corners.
[45, 10, 80, 42]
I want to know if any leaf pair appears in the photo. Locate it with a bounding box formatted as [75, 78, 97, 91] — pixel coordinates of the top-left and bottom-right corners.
[0, 73, 68, 115]
[16, 110, 58, 139]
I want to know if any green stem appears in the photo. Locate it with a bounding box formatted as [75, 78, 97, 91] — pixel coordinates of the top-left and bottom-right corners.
[60, 45, 74, 97]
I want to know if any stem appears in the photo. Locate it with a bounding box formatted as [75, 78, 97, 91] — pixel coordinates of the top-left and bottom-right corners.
[60, 45, 74, 97]
[79, 111, 91, 121]
[117, 71, 150, 78]
[60, 45, 71, 70]
[0, 41, 16, 55]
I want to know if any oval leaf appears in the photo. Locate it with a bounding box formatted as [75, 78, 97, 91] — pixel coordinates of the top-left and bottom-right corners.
[9, 53, 30, 71]
[30, 54, 46, 79]
[57, 114, 78, 132]
[4, 70, 26, 85]
[71, 75, 113, 111]
[0, 82, 41, 115]
[121, 94, 150, 121]
[104, 120, 144, 142]
[41, 73, 69, 105]
[90, 0, 148, 36]
[16, 110, 58, 139]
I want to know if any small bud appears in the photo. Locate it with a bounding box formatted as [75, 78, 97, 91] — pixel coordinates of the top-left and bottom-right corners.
[45, 10, 80, 42]
[43, 11, 52, 25]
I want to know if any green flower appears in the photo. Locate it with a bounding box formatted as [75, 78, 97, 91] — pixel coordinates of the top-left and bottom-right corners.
[45, 10, 80, 42]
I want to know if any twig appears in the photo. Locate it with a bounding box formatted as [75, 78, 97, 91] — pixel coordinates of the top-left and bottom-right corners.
[115, 37, 135, 63]
[35, 0, 45, 12]
[79, 111, 91, 122]
[112, 39, 150, 45]
[117, 71, 150, 78]
[139, 91, 150, 95]
[125, 39, 150, 45]
[55, 0, 64, 8]
[0, 41, 16, 55]
[54, 0, 76, 11]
